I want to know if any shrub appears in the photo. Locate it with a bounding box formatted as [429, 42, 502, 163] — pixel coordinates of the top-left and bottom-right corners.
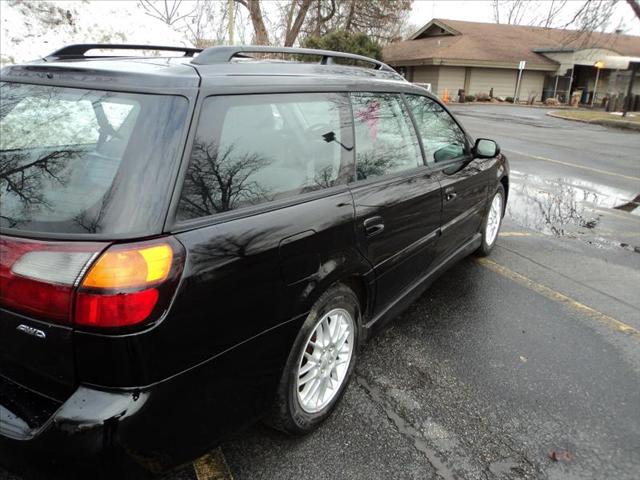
[301, 30, 383, 61]
[465, 94, 476, 102]
[506, 96, 514, 103]
[544, 97, 560, 106]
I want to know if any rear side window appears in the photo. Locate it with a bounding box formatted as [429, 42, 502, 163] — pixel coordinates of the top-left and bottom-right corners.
[0, 82, 189, 236]
[405, 95, 468, 164]
[176, 93, 353, 221]
[351, 93, 422, 181]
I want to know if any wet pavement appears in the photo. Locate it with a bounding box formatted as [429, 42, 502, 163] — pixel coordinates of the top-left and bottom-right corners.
[452, 105, 640, 253]
[2, 106, 639, 480]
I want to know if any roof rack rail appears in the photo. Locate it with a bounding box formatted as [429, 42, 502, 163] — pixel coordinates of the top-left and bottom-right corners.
[191, 45, 396, 72]
[44, 44, 202, 61]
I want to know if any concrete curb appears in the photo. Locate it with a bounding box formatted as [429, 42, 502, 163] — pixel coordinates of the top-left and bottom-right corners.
[546, 111, 640, 131]
[448, 102, 575, 109]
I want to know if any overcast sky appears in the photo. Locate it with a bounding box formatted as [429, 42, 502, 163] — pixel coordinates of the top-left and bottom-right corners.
[409, 1, 640, 36]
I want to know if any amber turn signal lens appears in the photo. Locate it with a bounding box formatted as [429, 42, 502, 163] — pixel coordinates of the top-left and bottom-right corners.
[82, 244, 173, 289]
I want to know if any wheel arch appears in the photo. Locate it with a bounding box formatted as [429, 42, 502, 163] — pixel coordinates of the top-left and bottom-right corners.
[287, 247, 374, 328]
[500, 175, 509, 211]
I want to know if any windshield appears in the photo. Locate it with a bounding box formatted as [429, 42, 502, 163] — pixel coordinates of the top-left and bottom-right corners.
[0, 82, 189, 236]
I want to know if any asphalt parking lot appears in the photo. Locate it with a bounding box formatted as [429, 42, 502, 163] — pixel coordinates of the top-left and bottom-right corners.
[3, 105, 639, 480]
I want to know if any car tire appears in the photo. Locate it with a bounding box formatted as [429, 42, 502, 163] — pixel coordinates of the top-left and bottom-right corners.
[266, 284, 361, 435]
[475, 184, 505, 257]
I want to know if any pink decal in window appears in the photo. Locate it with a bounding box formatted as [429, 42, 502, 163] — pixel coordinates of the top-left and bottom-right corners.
[356, 101, 379, 142]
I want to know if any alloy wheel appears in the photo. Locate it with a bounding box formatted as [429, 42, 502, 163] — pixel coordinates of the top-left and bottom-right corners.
[296, 308, 355, 413]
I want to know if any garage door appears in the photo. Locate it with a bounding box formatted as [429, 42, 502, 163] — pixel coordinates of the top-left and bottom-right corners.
[469, 68, 517, 98]
[437, 67, 465, 97]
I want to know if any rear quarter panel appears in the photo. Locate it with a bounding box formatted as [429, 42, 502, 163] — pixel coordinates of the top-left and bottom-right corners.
[73, 189, 370, 389]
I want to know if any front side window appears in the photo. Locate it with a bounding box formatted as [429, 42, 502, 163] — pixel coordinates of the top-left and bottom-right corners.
[405, 95, 468, 164]
[0, 82, 189, 235]
[177, 93, 353, 221]
[351, 93, 422, 181]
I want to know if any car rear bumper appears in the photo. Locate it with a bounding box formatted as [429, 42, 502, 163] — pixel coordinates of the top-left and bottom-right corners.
[0, 314, 302, 477]
[0, 377, 154, 477]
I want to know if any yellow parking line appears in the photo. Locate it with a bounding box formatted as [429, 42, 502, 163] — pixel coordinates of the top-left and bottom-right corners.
[476, 257, 640, 340]
[499, 232, 533, 237]
[193, 449, 234, 480]
[505, 150, 640, 182]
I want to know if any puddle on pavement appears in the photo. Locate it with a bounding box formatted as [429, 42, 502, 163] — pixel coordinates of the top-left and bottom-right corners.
[506, 170, 639, 245]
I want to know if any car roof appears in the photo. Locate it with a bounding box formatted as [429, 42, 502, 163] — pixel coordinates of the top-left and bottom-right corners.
[0, 57, 200, 94]
[0, 44, 434, 98]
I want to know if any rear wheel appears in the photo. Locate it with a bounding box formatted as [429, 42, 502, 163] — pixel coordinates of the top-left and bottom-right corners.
[267, 284, 360, 435]
[475, 185, 505, 257]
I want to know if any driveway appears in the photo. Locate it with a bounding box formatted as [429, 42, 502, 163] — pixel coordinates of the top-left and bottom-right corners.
[3, 105, 639, 480]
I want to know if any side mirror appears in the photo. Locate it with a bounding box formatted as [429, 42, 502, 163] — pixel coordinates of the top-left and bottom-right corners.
[473, 138, 500, 158]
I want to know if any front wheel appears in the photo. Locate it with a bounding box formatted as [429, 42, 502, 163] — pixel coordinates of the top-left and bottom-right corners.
[266, 285, 360, 435]
[475, 185, 505, 257]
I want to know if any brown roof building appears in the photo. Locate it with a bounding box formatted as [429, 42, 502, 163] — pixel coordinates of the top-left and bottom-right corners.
[384, 19, 640, 104]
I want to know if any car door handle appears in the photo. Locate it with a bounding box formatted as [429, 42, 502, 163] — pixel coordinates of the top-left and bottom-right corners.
[445, 192, 458, 202]
[363, 216, 385, 238]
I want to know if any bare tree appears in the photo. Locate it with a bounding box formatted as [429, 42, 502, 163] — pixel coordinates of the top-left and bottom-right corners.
[627, 0, 640, 19]
[1, 149, 73, 225]
[307, 0, 337, 37]
[493, 0, 623, 33]
[492, 0, 528, 25]
[556, 0, 619, 32]
[236, 0, 412, 47]
[340, 0, 412, 43]
[138, 0, 195, 26]
[540, 0, 569, 28]
[234, 0, 316, 46]
[284, 0, 314, 46]
[184, 0, 230, 47]
[178, 139, 271, 216]
[234, 0, 270, 45]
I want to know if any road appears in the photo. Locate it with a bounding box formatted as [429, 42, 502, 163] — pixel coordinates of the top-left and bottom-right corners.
[2, 106, 639, 480]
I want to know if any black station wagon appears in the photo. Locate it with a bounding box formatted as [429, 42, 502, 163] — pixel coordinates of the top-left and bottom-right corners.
[0, 44, 508, 476]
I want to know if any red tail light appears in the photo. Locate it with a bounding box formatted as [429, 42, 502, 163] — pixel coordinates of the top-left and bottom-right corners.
[75, 288, 159, 327]
[0, 237, 104, 323]
[0, 235, 184, 330]
[74, 238, 184, 328]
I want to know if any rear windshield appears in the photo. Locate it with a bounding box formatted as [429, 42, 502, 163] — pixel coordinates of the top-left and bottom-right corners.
[0, 82, 189, 236]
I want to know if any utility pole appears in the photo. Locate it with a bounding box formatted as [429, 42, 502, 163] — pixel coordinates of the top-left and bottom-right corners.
[228, 0, 234, 45]
[591, 61, 603, 108]
[514, 60, 525, 103]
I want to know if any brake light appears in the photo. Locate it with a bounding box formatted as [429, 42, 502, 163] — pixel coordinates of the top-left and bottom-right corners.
[0, 237, 104, 323]
[75, 288, 159, 327]
[75, 239, 183, 328]
[0, 235, 184, 329]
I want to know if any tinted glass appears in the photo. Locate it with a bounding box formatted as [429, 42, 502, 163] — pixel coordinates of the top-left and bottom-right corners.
[177, 93, 353, 220]
[351, 93, 422, 181]
[0, 82, 189, 236]
[406, 95, 468, 164]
